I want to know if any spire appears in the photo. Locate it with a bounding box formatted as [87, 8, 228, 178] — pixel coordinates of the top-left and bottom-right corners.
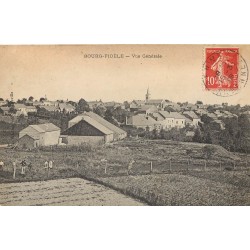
[146, 87, 150, 102]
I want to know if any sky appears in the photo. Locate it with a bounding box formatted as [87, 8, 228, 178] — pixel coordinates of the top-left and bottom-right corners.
[0, 45, 249, 105]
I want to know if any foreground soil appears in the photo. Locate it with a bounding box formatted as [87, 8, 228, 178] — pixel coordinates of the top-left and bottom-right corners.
[98, 171, 250, 206]
[0, 178, 144, 206]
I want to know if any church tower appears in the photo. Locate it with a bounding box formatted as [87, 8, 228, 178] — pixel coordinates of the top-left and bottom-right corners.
[145, 87, 150, 102]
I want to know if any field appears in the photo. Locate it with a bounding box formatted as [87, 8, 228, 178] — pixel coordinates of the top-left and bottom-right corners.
[0, 139, 249, 205]
[0, 178, 144, 206]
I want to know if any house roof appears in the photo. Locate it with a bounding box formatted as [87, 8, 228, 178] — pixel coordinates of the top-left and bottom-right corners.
[159, 111, 186, 119]
[19, 133, 40, 140]
[131, 114, 157, 126]
[132, 100, 145, 105]
[14, 104, 27, 109]
[41, 106, 59, 112]
[58, 103, 75, 110]
[30, 123, 60, 133]
[183, 111, 199, 119]
[0, 107, 10, 111]
[146, 99, 165, 105]
[138, 105, 157, 112]
[151, 112, 165, 121]
[82, 116, 113, 135]
[84, 111, 126, 135]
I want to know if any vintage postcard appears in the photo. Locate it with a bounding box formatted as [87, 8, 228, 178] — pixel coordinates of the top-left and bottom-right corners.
[0, 45, 249, 206]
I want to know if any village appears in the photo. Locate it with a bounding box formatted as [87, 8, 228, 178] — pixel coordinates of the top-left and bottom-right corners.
[0, 87, 250, 206]
[0, 88, 249, 152]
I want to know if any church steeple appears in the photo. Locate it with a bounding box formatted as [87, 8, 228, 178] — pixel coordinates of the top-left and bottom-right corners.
[146, 87, 150, 102]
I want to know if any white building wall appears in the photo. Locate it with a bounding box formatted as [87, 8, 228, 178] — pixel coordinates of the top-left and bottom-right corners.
[43, 130, 60, 146]
[67, 136, 104, 145]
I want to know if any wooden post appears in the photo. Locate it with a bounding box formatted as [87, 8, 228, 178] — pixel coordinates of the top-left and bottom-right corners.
[150, 161, 153, 174]
[169, 158, 171, 172]
[13, 166, 16, 179]
[104, 164, 107, 174]
[47, 167, 50, 178]
[246, 160, 248, 169]
[204, 160, 207, 171]
[233, 160, 236, 170]
[220, 161, 222, 171]
[187, 158, 189, 171]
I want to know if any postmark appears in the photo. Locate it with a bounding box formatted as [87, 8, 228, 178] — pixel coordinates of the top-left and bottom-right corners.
[203, 47, 248, 97]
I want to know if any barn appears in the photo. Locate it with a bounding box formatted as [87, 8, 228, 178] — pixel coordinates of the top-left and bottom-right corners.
[68, 111, 127, 141]
[62, 116, 114, 145]
[19, 123, 60, 147]
[18, 134, 40, 149]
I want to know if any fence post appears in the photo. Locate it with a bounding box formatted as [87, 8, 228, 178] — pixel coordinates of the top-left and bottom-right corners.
[246, 160, 248, 169]
[187, 157, 190, 171]
[204, 160, 207, 171]
[169, 158, 172, 172]
[233, 160, 236, 170]
[220, 161, 222, 171]
[104, 164, 107, 174]
[150, 161, 153, 174]
[13, 166, 16, 179]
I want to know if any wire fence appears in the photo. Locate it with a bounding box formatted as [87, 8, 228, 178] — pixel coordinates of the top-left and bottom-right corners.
[79, 157, 250, 178]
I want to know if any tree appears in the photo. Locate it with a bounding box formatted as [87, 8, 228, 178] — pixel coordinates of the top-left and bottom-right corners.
[40, 97, 46, 102]
[94, 105, 106, 117]
[76, 98, 90, 113]
[0, 98, 4, 101]
[193, 128, 202, 143]
[9, 105, 17, 114]
[28, 96, 34, 101]
[196, 101, 203, 105]
[202, 145, 217, 160]
[204, 131, 212, 144]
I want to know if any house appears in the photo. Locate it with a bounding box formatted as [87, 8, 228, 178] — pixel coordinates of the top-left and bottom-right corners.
[39, 106, 59, 113]
[0, 107, 10, 115]
[129, 100, 145, 112]
[58, 103, 75, 113]
[62, 116, 114, 145]
[145, 99, 167, 110]
[136, 105, 158, 115]
[126, 114, 159, 131]
[164, 102, 181, 112]
[68, 111, 127, 141]
[104, 101, 121, 109]
[25, 106, 37, 114]
[88, 100, 105, 110]
[181, 103, 197, 111]
[158, 111, 186, 129]
[19, 123, 61, 147]
[14, 104, 28, 116]
[182, 111, 201, 127]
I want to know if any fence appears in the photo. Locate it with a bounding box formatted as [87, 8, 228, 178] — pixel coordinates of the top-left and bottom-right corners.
[78, 157, 250, 178]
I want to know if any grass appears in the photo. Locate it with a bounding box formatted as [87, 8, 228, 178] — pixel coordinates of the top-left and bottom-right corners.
[0, 139, 249, 205]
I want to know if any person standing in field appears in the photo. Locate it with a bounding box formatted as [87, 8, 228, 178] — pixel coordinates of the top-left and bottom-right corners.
[49, 160, 53, 169]
[44, 160, 49, 169]
[21, 159, 27, 176]
[0, 160, 4, 171]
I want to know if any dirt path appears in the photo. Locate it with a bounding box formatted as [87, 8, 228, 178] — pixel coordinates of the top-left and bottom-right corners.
[0, 178, 144, 206]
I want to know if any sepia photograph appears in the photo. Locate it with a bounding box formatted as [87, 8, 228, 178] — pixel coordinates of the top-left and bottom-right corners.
[0, 45, 249, 206]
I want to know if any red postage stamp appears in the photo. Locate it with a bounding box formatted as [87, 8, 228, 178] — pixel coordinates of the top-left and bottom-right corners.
[205, 48, 239, 90]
